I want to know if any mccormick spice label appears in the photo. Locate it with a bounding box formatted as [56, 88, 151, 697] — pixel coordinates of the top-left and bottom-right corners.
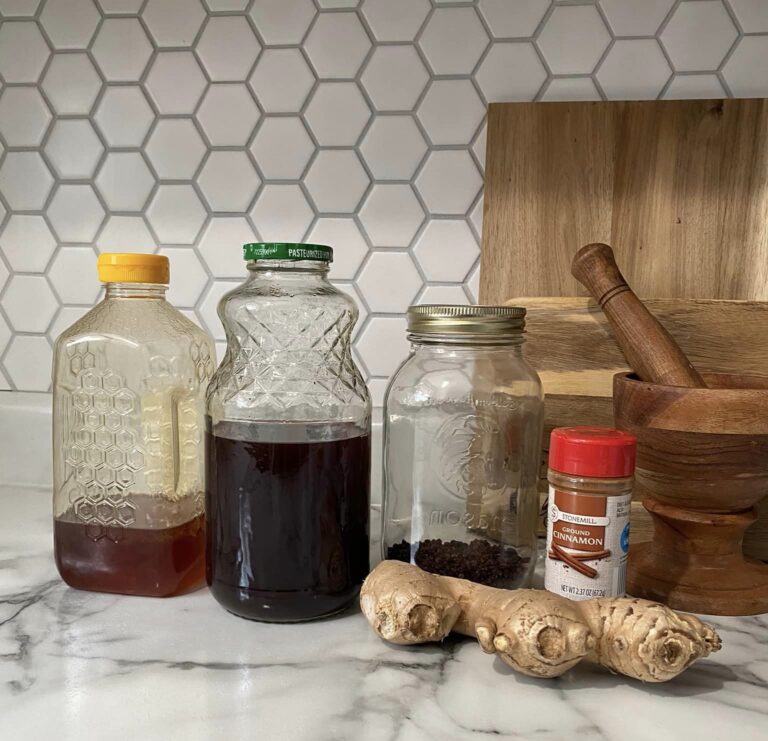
[544, 487, 631, 600]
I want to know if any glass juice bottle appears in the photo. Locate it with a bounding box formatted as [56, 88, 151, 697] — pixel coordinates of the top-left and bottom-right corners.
[205, 243, 371, 622]
[52, 253, 215, 597]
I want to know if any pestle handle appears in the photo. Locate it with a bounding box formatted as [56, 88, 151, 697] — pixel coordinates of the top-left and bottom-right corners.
[572, 243, 706, 388]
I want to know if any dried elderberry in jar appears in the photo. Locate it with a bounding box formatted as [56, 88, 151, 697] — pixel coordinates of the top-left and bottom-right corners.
[382, 305, 544, 588]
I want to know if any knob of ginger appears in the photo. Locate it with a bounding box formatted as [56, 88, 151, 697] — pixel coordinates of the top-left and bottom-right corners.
[360, 560, 721, 682]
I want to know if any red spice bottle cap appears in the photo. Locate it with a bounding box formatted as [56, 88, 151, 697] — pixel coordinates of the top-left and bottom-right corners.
[549, 426, 636, 478]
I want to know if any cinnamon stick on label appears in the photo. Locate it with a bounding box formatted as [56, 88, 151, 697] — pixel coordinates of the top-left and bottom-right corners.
[551, 542, 598, 579]
[548, 549, 610, 561]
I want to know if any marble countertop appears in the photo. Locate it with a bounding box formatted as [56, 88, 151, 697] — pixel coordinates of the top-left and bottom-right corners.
[2, 486, 767, 741]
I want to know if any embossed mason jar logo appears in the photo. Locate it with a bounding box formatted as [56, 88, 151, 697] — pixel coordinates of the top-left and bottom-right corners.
[428, 507, 505, 532]
[431, 411, 503, 502]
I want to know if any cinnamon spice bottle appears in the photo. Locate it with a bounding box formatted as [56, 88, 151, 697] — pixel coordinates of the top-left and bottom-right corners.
[545, 427, 636, 601]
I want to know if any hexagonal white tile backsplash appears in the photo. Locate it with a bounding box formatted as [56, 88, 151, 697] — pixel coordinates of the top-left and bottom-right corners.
[0, 0, 766, 399]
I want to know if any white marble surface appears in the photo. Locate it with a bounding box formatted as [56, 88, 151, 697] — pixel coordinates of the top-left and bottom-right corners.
[1, 485, 768, 741]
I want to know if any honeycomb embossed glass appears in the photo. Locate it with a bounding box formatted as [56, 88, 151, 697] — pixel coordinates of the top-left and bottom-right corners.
[205, 243, 371, 622]
[383, 305, 544, 589]
[52, 253, 215, 597]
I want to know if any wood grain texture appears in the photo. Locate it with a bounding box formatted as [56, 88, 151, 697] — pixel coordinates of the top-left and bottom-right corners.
[513, 297, 768, 398]
[614, 372, 768, 614]
[481, 99, 768, 303]
[628, 502, 768, 615]
[571, 243, 705, 387]
[614, 372, 768, 511]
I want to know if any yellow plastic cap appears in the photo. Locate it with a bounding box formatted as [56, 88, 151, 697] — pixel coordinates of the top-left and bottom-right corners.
[97, 253, 170, 284]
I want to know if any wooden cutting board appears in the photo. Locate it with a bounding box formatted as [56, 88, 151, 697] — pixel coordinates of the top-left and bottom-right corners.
[478, 99, 768, 562]
[516, 297, 768, 398]
[480, 99, 768, 303]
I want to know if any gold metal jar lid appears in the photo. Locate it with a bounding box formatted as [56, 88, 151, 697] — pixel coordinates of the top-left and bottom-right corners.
[406, 304, 526, 337]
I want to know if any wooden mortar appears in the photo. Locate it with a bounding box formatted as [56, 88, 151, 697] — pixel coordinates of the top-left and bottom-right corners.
[572, 242, 768, 615]
[614, 372, 768, 615]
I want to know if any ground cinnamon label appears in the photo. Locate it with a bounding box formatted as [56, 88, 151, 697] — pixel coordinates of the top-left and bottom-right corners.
[544, 427, 636, 601]
[546, 487, 631, 598]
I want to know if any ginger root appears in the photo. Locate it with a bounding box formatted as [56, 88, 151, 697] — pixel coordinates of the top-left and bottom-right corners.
[360, 560, 721, 682]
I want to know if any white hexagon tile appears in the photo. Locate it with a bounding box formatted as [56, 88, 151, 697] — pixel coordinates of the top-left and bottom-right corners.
[0, 87, 51, 146]
[414, 220, 479, 283]
[146, 185, 207, 245]
[597, 40, 672, 100]
[39, 0, 99, 49]
[359, 184, 424, 247]
[249, 0, 315, 46]
[304, 150, 369, 213]
[198, 151, 261, 213]
[361, 45, 429, 111]
[95, 152, 155, 212]
[251, 117, 314, 179]
[42, 53, 101, 115]
[537, 5, 610, 74]
[250, 184, 313, 242]
[419, 7, 488, 76]
[359, 116, 427, 180]
[418, 79, 485, 146]
[45, 120, 103, 179]
[146, 119, 207, 180]
[94, 87, 153, 147]
[48, 247, 102, 304]
[198, 216, 256, 278]
[249, 49, 314, 113]
[415, 150, 483, 215]
[196, 16, 260, 81]
[305, 82, 370, 146]
[96, 216, 156, 254]
[660, 1, 737, 73]
[142, 0, 206, 48]
[92, 18, 152, 82]
[47, 185, 105, 243]
[198, 84, 260, 147]
[475, 43, 547, 103]
[478, 0, 549, 38]
[362, 0, 429, 42]
[0, 1, 767, 393]
[0, 21, 49, 82]
[145, 52, 207, 114]
[158, 247, 209, 308]
[356, 251, 421, 313]
[304, 11, 370, 79]
[0, 216, 56, 272]
[307, 218, 367, 279]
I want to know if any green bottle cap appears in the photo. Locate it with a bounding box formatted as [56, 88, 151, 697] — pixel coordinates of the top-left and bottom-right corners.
[242, 243, 333, 263]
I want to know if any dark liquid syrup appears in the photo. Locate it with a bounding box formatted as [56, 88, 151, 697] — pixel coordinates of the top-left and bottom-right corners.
[205, 420, 370, 622]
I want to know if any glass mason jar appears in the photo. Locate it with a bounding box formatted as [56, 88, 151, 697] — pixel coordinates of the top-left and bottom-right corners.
[383, 305, 544, 588]
[205, 242, 371, 623]
[52, 253, 215, 597]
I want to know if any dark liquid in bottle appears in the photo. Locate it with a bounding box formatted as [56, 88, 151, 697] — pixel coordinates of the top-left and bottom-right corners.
[205, 419, 370, 622]
[54, 494, 206, 597]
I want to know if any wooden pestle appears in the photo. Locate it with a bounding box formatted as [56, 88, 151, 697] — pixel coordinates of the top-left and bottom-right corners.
[571, 243, 706, 388]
